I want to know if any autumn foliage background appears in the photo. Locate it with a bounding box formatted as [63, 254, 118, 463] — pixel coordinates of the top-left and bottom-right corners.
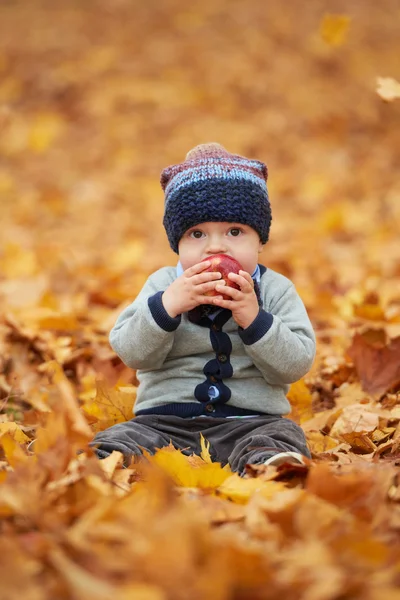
[1, 1, 400, 599]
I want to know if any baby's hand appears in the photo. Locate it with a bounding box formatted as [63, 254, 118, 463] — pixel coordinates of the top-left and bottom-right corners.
[162, 261, 222, 317]
[212, 270, 259, 329]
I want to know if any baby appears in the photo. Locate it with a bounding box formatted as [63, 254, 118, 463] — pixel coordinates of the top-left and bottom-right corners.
[91, 143, 316, 473]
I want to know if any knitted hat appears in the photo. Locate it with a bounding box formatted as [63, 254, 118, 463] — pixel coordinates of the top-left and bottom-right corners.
[161, 143, 271, 253]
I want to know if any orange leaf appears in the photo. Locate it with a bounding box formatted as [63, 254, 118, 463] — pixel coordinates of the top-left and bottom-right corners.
[347, 331, 400, 395]
[320, 14, 350, 46]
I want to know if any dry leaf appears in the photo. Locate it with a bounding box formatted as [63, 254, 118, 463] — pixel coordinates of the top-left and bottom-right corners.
[287, 378, 314, 423]
[146, 444, 231, 489]
[1, 3, 400, 597]
[320, 14, 350, 46]
[0, 422, 30, 443]
[376, 77, 400, 102]
[81, 380, 136, 431]
[339, 432, 377, 454]
[347, 331, 400, 396]
[330, 404, 379, 436]
[217, 474, 287, 504]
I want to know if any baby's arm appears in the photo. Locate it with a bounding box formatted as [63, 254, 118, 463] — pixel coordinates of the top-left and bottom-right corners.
[239, 284, 316, 384]
[109, 262, 221, 370]
[109, 271, 181, 370]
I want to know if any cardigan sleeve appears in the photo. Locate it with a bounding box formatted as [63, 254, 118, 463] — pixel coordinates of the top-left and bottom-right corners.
[109, 270, 181, 370]
[238, 283, 316, 385]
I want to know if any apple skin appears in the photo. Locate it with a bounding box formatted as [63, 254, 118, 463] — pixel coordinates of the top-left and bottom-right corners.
[201, 254, 243, 300]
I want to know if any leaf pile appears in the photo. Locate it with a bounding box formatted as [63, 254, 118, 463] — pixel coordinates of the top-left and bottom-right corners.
[1, 0, 400, 598]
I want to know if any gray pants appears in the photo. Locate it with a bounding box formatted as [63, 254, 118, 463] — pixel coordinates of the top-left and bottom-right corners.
[90, 414, 310, 474]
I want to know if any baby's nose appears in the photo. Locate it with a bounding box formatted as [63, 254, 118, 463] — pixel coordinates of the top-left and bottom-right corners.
[205, 237, 228, 254]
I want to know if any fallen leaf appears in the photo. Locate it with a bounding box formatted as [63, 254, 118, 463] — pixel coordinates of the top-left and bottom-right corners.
[330, 404, 379, 436]
[216, 474, 287, 504]
[81, 380, 136, 431]
[339, 432, 377, 454]
[146, 444, 231, 489]
[320, 14, 350, 46]
[376, 77, 400, 102]
[287, 378, 314, 423]
[347, 331, 400, 396]
[0, 422, 30, 443]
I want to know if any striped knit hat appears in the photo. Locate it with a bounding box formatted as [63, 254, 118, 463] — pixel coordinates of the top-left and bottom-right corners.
[161, 143, 271, 253]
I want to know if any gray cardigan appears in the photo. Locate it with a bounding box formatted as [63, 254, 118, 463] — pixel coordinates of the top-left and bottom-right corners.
[109, 265, 316, 418]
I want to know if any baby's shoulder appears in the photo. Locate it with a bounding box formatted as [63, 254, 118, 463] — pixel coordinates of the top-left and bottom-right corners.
[260, 266, 294, 291]
[147, 265, 177, 287]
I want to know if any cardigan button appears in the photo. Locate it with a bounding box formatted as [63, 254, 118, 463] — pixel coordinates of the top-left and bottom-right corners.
[211, 323, 220, 331]
[205, 403, 215, 413]
[218, 353, 227, 363]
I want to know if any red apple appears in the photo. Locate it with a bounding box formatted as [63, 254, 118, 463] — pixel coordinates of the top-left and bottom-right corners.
[201, 254, 243, 300]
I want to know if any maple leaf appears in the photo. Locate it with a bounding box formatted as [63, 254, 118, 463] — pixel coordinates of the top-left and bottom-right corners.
[320, 14, 350, 46]
[306, 431, 339, 454]
[347, 331, 400, 396]
[81, 380, 136, 431]
[287, 378, 314, 423]
[216, 475, 287, 504]
[199, 432, 212, 463]
[146, 444, 231, 489]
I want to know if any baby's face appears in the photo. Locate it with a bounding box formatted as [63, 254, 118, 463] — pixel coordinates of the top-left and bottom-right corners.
[178, 222, 263, 274]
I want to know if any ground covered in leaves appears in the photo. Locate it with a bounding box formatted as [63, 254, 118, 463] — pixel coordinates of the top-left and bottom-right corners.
[1, 1, 400, 599]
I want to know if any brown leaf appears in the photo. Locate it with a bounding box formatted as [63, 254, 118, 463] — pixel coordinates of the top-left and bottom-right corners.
[339, 432, 377, 454]
[347, 331, 400, 395]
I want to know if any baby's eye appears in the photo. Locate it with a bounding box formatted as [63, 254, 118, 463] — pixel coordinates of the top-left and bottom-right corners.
[189, 230, 204, 239]
[228, 228, 242, 237]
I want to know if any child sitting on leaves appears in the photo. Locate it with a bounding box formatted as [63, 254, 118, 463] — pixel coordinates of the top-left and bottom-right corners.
[90, 143, 316, 474]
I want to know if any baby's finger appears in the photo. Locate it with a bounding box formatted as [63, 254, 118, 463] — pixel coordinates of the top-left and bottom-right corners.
[196, 280, 222, 294]
[215, 283, 241, 300]
[212, 296, 235, 309]
[228, 272, 254, 291]
[191, 271, 222, 285]
[185, 261, 212, 276]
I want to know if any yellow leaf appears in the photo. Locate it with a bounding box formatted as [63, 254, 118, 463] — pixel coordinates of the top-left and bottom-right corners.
[44, 360, 92, 438]
[319, 204, 346, 233]
[217, 475, 287, 505]
[353, 292, 385, 321]
[37, 312, 80, 331]
[200, 433, 212, 463]
[320, 14, 350, 46]
[0, 242, 39, 278]
[0, 433, 29, 468]
[287, 379, 314, 423]
[376, 77, 400, 102]
[306, 431, 339, 454]
[148, 444, 231, 489]
[340, 431, 377, 454]
[109, 240, 145, 272]
[81, 381, 136, 431]
[0, 422, 30, 443]
[28, 112, 65, 153]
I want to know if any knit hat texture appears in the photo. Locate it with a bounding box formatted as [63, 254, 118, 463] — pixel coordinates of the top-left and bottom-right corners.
[161, 143, 271, 253]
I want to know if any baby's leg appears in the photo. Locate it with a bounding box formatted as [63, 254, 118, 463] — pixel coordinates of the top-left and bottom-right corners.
[227, 416, 310, 475]
[89, 415, 172, 464]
